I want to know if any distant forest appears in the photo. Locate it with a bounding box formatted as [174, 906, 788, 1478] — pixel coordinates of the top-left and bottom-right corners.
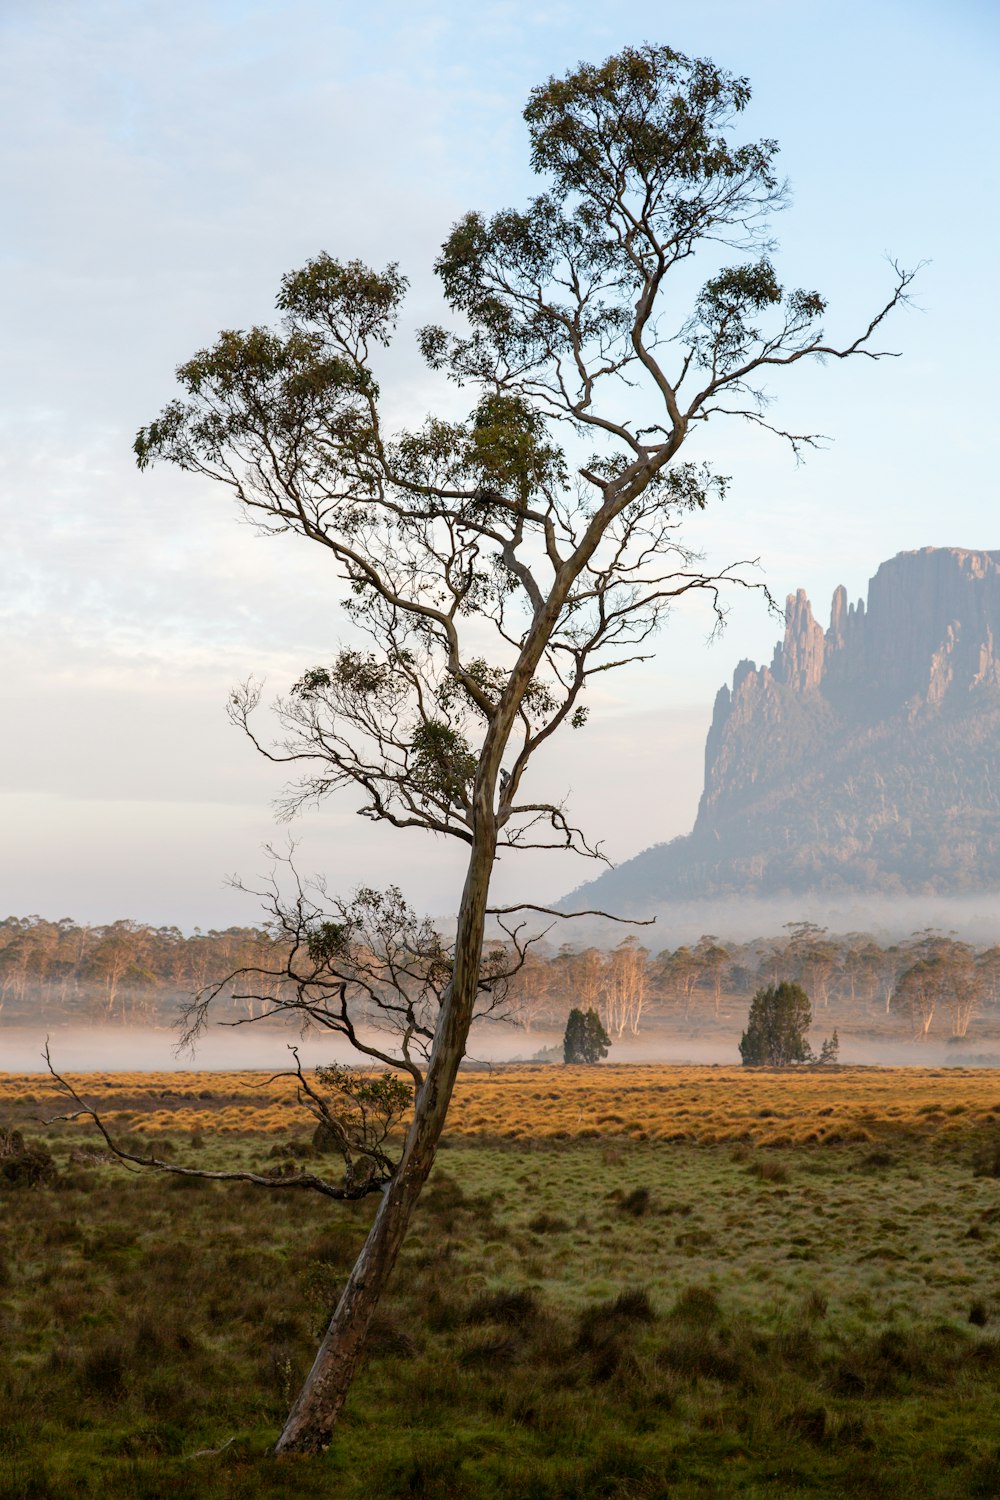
[2, 916, 999, 1044]
[0, 918, 284, 1028]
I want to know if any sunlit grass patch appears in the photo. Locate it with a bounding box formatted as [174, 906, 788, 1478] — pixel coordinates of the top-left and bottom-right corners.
[12, 1060, 1000, 1149]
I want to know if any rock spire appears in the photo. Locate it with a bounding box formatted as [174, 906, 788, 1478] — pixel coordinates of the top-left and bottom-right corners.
[564, 548, 1000, 910]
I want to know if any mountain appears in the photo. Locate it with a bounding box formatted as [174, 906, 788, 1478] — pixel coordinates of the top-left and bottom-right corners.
[566, 548, 1000, 914]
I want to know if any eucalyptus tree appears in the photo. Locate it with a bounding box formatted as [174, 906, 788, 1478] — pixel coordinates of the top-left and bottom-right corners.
[133, 44, 912, 1453]
[896, 933, 981, 1040]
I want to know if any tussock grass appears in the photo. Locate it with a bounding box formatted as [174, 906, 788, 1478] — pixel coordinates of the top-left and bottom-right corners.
[3, 1065, 1000, 1495]
[9, 1061, 1000, 1147]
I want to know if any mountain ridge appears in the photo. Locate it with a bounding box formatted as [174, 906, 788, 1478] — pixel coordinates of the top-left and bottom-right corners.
[565, 548, 1000, 915]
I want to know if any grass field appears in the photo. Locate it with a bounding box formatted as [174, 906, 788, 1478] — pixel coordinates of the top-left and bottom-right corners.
[3, 1064, 1000, 1498]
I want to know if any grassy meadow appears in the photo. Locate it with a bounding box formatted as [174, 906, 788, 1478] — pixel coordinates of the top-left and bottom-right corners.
[3, 1064, 1000, 1498]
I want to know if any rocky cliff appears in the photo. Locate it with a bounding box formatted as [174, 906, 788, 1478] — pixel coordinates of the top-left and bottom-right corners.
[566, 548, 1000, 912]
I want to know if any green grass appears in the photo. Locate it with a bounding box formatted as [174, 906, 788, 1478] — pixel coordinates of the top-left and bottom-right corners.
[2, 1071, 1000, 1496]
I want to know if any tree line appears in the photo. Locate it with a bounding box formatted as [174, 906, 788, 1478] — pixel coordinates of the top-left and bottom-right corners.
[0, 916, 286, 1024]
[505, 923, 1000, 1041]
[3, 914, 999, 1041]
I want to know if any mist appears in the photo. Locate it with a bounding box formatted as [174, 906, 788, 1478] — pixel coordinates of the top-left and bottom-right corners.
[8, 1018, 999, 1075]
[549, 891, 1000, 952]
[1, 1019, 559, 1075]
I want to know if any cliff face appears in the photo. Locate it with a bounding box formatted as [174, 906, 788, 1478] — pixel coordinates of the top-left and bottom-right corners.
[697, 547, 1000, 832]
[566, 548, 1000, 911]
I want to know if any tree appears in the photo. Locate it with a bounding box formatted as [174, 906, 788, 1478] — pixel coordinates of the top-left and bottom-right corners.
[584, 1006, 612, 1063]
[602, 936, 650, 1036]
[817, 1028, 840, 1065]
[555, 945, 606, 1017]
[695, 935, 730, 1018]
[129, 44, 911, 1452]
[563, 1005, 611, 1063]
[506, 946, 558, 1032]
[739, 981, 814, 1065]
[666, 944, 707, 1021]
[896, 933, 982, 1040]
[785, 921, 838, 1010]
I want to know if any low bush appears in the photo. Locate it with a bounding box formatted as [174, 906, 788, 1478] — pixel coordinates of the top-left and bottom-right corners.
[0, 1126, 56, 1188]
[617, 1185, 651, 1216]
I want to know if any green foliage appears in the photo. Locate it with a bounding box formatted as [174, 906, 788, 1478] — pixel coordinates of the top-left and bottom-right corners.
[562, 1007, 585, 1063]
[292, 652, 399, 703]
[275, 255, 407, 343]
[314, 1066, 411, 1123]
[306, 921, 351, 966]
[739, 982, 813, 1066]
[468, 391, 565, 502]
[818, 1029, 840, 1065]
[563, 1007, 611, 1064]
[523, 45, 763, 196]
[309, 1065, 412, 1188]
[687, 257, 825, 373]
[409, 720, 478, 807]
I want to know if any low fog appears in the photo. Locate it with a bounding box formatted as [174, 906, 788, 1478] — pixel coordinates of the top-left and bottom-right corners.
[6, 1020, 999, 1075]
[546, 891, 1000, 951]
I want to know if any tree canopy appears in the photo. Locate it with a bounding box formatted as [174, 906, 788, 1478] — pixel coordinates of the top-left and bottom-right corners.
[563, 1006, 612, 1064]
[738, 981, 838, 1065]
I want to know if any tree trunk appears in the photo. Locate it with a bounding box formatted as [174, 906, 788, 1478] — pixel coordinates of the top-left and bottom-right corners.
[274, 511, 589, 1454]
[273, 823, 497, 1455]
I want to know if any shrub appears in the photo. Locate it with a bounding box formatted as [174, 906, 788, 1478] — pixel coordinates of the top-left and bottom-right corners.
[739, 983, 813, 1066]
[818, 1029, 840, 1065]
[972, 1137, 1000, 1178]
[563, 1008, 611, 1065]
[576, 1288, 655, 1349]
[0, 1128, 56, 1189]
[618, 1186, 651, 1217]
[527, 1212, 569, 1234]
[464, 1288, 539, 1328]
[749, 1156, 789, 1184]
[669, 1285, 722, 1325]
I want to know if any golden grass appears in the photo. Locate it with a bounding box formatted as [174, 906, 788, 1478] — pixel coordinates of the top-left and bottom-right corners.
[5, 1062, 1000, 1146]
[444, 1064, 1000, 1147]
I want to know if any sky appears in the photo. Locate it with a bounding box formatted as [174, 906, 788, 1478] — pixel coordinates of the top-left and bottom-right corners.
[1, 0, 998, 932]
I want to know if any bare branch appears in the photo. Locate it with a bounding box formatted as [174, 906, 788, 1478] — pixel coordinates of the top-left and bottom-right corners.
[42, 1042, 389, 1201]
[486, 902, 655, 925]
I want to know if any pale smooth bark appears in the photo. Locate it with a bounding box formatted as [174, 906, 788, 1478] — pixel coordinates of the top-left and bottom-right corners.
[274, 816, 499, 1453]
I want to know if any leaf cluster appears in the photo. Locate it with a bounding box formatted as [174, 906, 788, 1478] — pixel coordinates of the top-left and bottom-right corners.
[739, 982, 813, 1066]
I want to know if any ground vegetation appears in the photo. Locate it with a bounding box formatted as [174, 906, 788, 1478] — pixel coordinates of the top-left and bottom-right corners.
[2, 1067, 1000, 1497]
